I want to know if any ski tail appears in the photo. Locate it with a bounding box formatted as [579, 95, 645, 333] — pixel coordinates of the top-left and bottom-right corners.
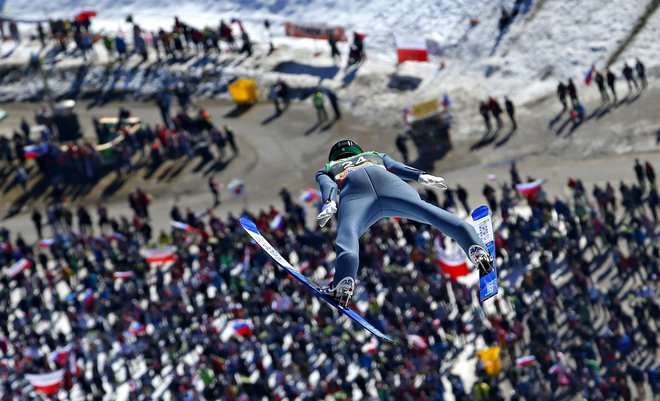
[471, 205, 498, 302]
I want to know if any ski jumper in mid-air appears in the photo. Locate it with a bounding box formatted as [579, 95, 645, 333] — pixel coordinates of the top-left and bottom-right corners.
[316, 140, 494, 307]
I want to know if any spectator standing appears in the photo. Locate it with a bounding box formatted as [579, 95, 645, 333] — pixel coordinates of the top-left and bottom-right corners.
[456, 184, 470, 215]
[606, 68, 617, 101]
[208, 176, 221, 206]
[31, 209, 43, 239]
[313, 91, 328, 123]
[622, 62, 638, 92]
[504, 96, 516, 129]
[634, 159, 645, 189]
[645, 161, 656, 187]
[557, 82, 567, 110]
[328, 31, 340, 60]
[479, 101, 491, 132]
[488, 97, 503, 129]
[595, 71, 609, 102]
[326, 90, 341, 120]
[224, 125, 238, 155]
[635, 58, 647, 89]
[567, 79, 578, 107]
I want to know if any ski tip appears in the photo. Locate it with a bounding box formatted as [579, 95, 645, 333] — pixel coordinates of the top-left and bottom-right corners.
[239, 216, 258, 232]
[471, 205, 490, 220]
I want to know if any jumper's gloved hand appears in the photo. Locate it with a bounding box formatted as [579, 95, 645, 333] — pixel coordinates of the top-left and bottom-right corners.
[317, 200, 337, 227]
[418, 174, 448, 190]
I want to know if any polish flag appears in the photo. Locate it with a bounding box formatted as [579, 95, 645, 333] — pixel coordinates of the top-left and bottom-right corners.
[514, 179, 546, 195]
[434, 237, 470, 278]
[406, 334, 428, 350]
[7, 258, 32, 278]
[396, 36, 428, 64]
[170, 220, 193, 231]
[50, 347, 69, 364]
[25, 370, 65, 395]
[515, 355, 536, 367]
[113, 271, 135, 280]
[299, 188, 321, 203]
[144, 247, 176, 264]
[361, 338, 379, 354]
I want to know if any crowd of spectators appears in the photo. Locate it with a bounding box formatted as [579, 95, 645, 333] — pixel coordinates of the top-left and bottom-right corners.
[0, 157, 658, 400]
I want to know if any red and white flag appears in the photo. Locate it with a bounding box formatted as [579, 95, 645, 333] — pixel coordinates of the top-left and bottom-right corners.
[144, 247, 176, 264]
[406, 334, 428, 350]
[113, 271, 135, 280]
[434, 237, 470, 278]
[515, 355, 536, 367]
[361, 338, 379, 354]
[25, 370, 65, 395]
[396, 36, 428, 64]
[7, 258, 32, 278]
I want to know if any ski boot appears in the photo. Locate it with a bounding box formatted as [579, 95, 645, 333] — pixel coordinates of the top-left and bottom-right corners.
[318, 277, 354, 308]
[470, 246, 494, 277]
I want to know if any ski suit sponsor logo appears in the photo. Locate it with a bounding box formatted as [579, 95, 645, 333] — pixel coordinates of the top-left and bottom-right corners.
[326, 152, 386, 184]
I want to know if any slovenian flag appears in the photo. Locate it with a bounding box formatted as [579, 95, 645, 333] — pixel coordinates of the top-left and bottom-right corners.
[128, 321, 146, 335]
[113, 271, 135, 280]
[515, 355, 536, 367]
[585, 64, 595, 86]
[442, 93, 451, 108]
[23, 143, 49, 159]
[50, 347, 69, 364]
[434, 237, 470, 278]
[144, 247, 176, 264]
[270, 212, 285, 231]
[515, 179, 545, 195]
[232, 319, 254, 336]
[299, 188, 321, 203]
[25, 370, 65, 396]
[39, 239, 56, 248]
[170, 220, 193, 231]
[7, 258, 32, 278]
[82, 289, 94, 310]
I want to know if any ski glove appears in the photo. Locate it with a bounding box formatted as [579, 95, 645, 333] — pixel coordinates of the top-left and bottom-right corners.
[317, 200, 337, 227]
[418, 173, 448, 190]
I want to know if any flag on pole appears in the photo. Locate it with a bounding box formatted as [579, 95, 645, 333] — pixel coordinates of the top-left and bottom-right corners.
[396, 36, 428, 63]
[434, 237, 470, 278]
[113, 271, 135, 280]
[299, 188, 321, 203]
[585, 64, 595, 86]
[170, 220, 193, 231]
[514, 179, 546, 195]
[144, 247, 176, 264]
[25, 370, 65, 395]
[7, 258, 32, 278]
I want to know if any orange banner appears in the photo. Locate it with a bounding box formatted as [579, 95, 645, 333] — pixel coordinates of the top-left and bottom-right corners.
[284, 22, 347, 41]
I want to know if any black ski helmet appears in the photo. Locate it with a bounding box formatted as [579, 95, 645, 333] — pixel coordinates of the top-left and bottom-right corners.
[328, 140, 363, 162]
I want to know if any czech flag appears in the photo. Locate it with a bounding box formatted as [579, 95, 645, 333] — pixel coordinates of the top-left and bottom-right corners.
[82, 289, 94, 310]
[514, 179, 545, 195]
[170, 220, 193, 231]
[434, 237, 470, 278]
[406, 334, 428, 350]
[515, 355, 536, 368]
[231, 319, 254, 337]
[25, 370, 65, 396]
[269, 212, 285, 231]
[361, 338, 379, 354]
[128, 321, 146, 335]
[585, 64, 595, 86]
[23, 143, 49, 159]
[113, 271, 135, 280]
[144, 247, 176, 264]
[7, 258, 32, 278]
[396, 36, 428, 64]
[299, 188, 321, 203]
[442, 93, 451, 108]
[50, 347, 69, 364]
